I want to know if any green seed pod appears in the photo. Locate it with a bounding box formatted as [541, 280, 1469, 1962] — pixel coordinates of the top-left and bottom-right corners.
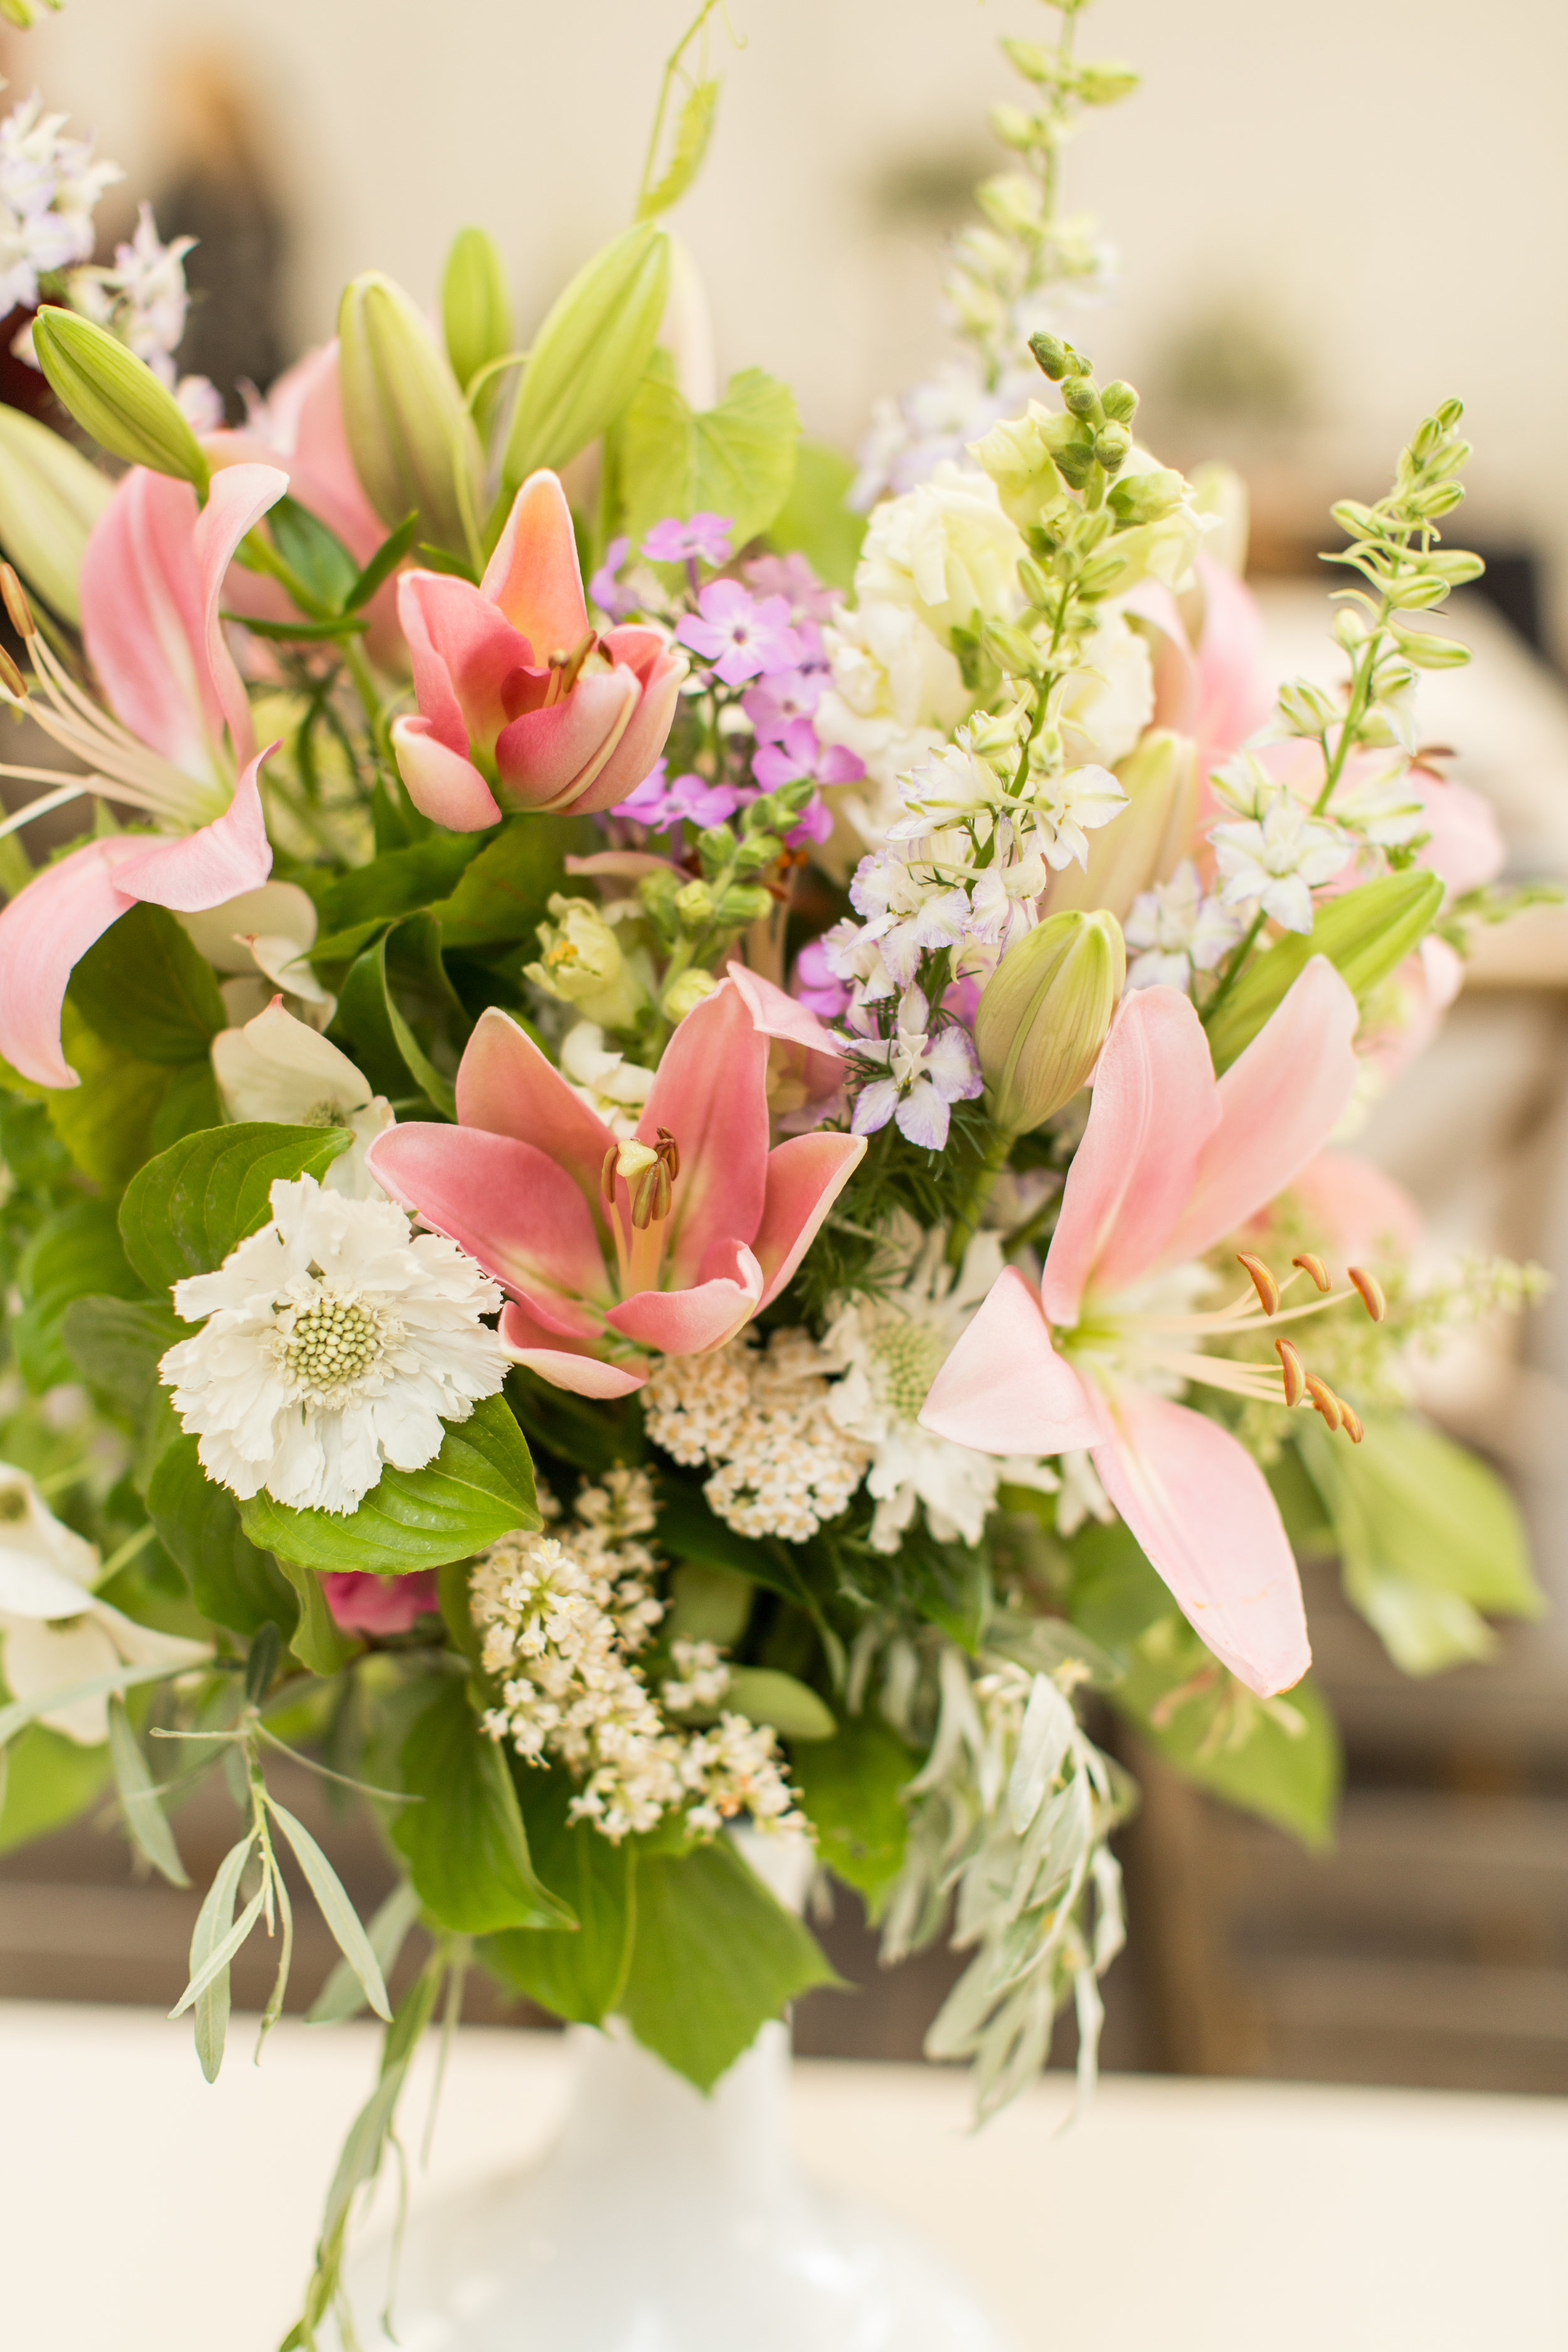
[338, 272, 482, 561]
[0, 401, 112, 624]
[501, 221, 670, 496]
[31, 306, 209, 494]
[975, 909, 1125, 1136]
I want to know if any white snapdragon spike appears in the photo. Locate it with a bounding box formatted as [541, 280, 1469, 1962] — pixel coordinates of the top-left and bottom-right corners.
[556, 1019, 656, 1139]
[1123, 860, 1242, 992]
[848, 984, 983, 1151]
[813, 598, 968, 825]
[822, 1223, 1058, 1552]
[854, 461, 1026, 642]
[1210, 785, 1353, 934]
[181, 883, 335, 1029]
[160, 1175, 509, 1515]
[0, 91, 121, 313]
[0, 1465, 208, 1744]
[210, 1001, 393, 1199]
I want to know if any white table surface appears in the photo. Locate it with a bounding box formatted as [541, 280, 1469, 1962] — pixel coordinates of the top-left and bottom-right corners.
[1, 2001, 1564, 2350]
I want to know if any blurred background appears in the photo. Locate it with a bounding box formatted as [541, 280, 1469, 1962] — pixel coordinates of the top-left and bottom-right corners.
[3, 0, 1567, 2099]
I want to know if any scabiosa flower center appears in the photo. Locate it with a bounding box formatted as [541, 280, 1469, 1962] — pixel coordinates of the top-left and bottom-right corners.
[282, 1290, 389, 1395]
[870, 1315, 950, 1420]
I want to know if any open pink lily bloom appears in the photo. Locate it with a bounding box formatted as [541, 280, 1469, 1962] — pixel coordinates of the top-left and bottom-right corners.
[392, 470, 684, 832]
[0, 462, 286, 1088]
[921, 958, 1362, 1697]
[366, 979, 865, 1396]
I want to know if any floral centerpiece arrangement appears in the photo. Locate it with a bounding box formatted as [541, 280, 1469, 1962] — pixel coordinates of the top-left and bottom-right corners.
[0, 0, 1549, 2339]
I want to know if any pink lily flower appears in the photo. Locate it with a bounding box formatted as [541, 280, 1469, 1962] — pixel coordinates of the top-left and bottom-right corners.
[921, 958, 1362, 1697]
[365, 979, 865, 1397]
[392, 470, 685, 832]
[0, 461, 287, 1088]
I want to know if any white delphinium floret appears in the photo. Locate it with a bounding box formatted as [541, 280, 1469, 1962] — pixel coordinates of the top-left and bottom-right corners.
[70, 201, 194, 385]
[0, 91, 121, 312]
[160, 1173, 509, 1515]
[1210, 784, 1352, 934]
[1019, 750, 1128, 871]
[1123, 860, 1242, 992]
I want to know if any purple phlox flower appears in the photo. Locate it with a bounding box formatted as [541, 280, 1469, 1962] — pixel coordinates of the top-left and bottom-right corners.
[677, 579, 803, 689]
[848, 985, 982, 1152]
[793, 937, 852, 1019]
[614, 760, 742, 832]
[751, 716, 865, 795]
[742, 667, 825, 744]
[642, 512, 734, 568]
[784, 795, 834, 849]
[741, 550, 838, 627]
[588, 535, 640, 623]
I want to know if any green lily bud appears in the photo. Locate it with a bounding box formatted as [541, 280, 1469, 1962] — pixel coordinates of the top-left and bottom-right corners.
[502, 221, 670, 496]
[31, 307, 209, 494]
[338, 272, 482, 561]
[442, 227, 512, 395]
[1047, 732, 1196, 923]
[975, 909, 1125, 1136]
[1205, 870, 1444, 1074]
[0, 403, 112, 625]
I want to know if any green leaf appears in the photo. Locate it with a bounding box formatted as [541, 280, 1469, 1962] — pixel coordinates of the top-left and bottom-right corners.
[336, 926, 457, 1116]
[1298, 1414, 1544, 1675]
[184, 1834, 253, 2082]
[268, 1797, 393, 2020]
[68, 901, 226, 1066]
[1205, 871, 1444, 1074]
[118, 1120, 353, 1291]
[344, 512, 419, 613]
[307, 1878, 422, 2024]
[107, 1695, 189, 1886]
[146, 1434, 300, 1639]
[267, 494, 359, 613]
[393, 1678, 573, 1934]
[240, 1392, 539, 1575]
[428, 813, 586, 949]
[146, 1057, 225, 1154]
[792, 1717, 914, 1917]
[502, 221, 670, 494]
[766, 437, 867, 590]
[46, 1002, 170, 1191]
[638, 78, 720, 220]
[273, 1556, 359, 1676]
[314, 834, 480, 950]
[14, 1198, 140, 1391]
[484, 1766, 636, 2022]
[618, 1836, 838, 2089]
[722, 1666, 835, 1740]
[619, 364, 800, 558]
[0, 1722, 111, 1855]
[654, 1468, 796, 1593]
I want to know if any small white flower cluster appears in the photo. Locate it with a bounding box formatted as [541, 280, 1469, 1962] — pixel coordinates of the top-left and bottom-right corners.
[0, 88, 120, 315]
[644, 1329, 872, 1542]
[473, 1470, 803, 1843]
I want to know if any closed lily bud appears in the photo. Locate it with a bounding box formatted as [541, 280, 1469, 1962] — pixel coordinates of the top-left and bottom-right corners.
[31, 306, 209, 494]
[502, 221, 670, 495]
[0, 401, 112, 625]
[975, 909, 1125, 1136]
[1047, 731, 1197, 922]
[338, 272, 482, 561]
[442, 226, 512, 395]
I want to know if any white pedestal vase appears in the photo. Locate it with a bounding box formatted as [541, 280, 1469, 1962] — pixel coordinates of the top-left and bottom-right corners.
[337, 2017, 1017, 2352]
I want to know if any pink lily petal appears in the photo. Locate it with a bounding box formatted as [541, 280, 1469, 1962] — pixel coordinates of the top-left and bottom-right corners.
[453, 1007, 616, 1207]
[638, 983, 770, 1288]
[0, 835, 148, 1086]
[578, 642, 686, 812]
[499, 1301, 648, 1398]
[1089, 1384, 1311, 1698]
[1271, 1149, 1422, 1273]
[194, 464, 290, 765]
[365, 1124, 613, 1309]
[1412, 767, 1505, 897]
[111, 745, 275, 911]
[1158, 958, 1359, 1269]
[391, 714, 503, 831]
[605, 1241, 765, 1355]
[752, 1131, 866, 1306]
[493, 664, 640, 811]
[726, 961, 845, 1061]
[1042, 987, 1219, 1327]
[919, 1266, 1102, 1455]
[80, 471, 222, 780]
[399, 569, 531, 757]
[481, 471, 590, 653]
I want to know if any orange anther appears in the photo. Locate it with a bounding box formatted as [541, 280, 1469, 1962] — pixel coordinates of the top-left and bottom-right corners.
[0, 563, 33, 638]
[601, 1145, 620, 1202]
[1340, 1401, 1365, 1444]
[1275, 1336, 1306, 1407]
[1347, 1265, 1386, 1323]
[1237, 1252, 1280, 1315]
[1305, 1374, 1343, 1431]
[1291, 1252, 1331, 1294]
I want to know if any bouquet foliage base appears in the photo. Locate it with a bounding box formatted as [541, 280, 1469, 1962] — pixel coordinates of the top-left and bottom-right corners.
[337, 2023, 1013, 2351]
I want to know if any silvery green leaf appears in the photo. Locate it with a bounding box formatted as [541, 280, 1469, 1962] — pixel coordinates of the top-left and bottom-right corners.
[1090, 1846, 1126, 1971]
[267, 1798, 392, 2021]
[185, 1834, 254, 2082]
[1009, 1770, 1091, 1922]
[256, 1857, 294, 2052]
[307, 1878, 421, 2025]
[1006, 1674, 1074, 1835]
[170, 1882, 267, 2020]
[107, 1698, 189, 1887]
[923, 1946, 995, 2061]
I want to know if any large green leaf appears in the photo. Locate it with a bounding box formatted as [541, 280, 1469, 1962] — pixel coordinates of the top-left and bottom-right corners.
[0, 1721, 112, 1855]
[618, 363, 800, 556]
[429, 815, 585, 950]
[1298, 1414, 1544, 1675]
[273, 1557, 360, 1676]
[792, 1717, 914, 1917]
[618, 1836, 838, 2090]
[766, 437, 866, 590]
[68, 901, 226, 1066]
[484, 1766, 637, 2022]
[147, 1434, 299, 1639]
[46, 1004, 170, 1191]
[60, 1295, 183, 1419]
[239, 1392, 539, 1574]
[393, 1678, 573, 1934]
[14, 1198, 140, 1391]
[118, 1121, 353, 1291]
[312, 834, 480, 958]
[1205, 871, 1443, 1074]
[336, 928, 457, 1118]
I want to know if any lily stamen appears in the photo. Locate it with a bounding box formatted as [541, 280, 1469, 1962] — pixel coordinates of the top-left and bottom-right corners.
[1275, 1335, 1306, 1406]
[1347, 1265, 1386, 1322]
[1292, 1252, 1331, 1293]
[1236, 1252, 1280, 1315]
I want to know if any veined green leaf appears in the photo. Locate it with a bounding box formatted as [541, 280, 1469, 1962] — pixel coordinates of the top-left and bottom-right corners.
[267, 1797, 393, 2021]
[792, 1717, 915, 1917]
[14, 1198, 140, 1392]
[69, 901, 226, 1066]
[147, 1434, 300, 1638]
[766, 437, 866, 590]
[618, 363, 799, 557]
[336, 922, 458, 1118]
[107, 1696, 189, 1886]
[484, 1767, 635, 2023]
[118, 1121, 353, 1291]
[393, 1677, 573, 1934]
[273, 1555, 360, 1677]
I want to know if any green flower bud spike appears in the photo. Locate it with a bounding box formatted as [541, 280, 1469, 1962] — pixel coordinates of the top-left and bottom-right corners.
[338, 273, 484, 566]
[975, 909, 1125, 1137]
[31, 307, 209, 495]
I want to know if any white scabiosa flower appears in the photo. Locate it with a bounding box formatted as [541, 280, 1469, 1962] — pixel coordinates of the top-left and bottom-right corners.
[160, 1174, 509, 1515]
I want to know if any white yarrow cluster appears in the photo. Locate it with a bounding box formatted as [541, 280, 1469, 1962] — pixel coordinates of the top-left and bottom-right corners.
[160, 1174, 509, 1515]
[645, 1329, 872, 1542]
[472, 1470, 803, 1843]
[0, 88, 120, 314]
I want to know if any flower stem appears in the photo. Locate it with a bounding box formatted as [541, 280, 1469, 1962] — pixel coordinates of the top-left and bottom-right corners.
[946, 1122, 1015, 1267]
